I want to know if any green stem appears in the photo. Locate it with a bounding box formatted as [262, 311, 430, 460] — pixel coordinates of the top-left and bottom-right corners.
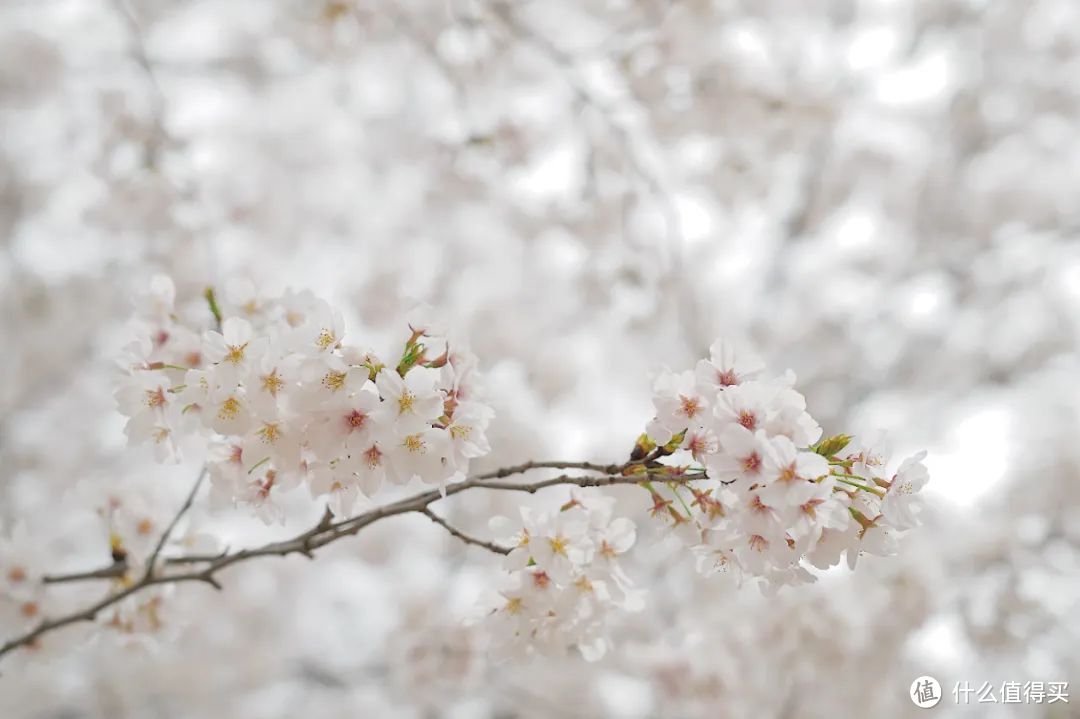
[835, 477, 884, 496]
[247, 457, 270, 475]
[204, 287, 223, 329]
[668, 482, 694, 517]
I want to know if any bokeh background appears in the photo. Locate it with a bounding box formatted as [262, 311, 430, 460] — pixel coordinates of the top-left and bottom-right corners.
[1, 0, 1078, 716]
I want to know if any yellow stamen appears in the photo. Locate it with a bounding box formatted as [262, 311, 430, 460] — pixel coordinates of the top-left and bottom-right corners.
[322, 371, 346, 392]
[256, 422, 281, 444]
[218, 396, 241, 420]
[261, 369, 285, 396]
[316, 329, 336, 350]
[224, 343, 248, 365]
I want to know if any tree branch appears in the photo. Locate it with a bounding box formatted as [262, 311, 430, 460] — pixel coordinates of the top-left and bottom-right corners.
[421, 508, 510, 555]
[43, 563, 127, 584]
[0, 462, 704, 661]
[145, 465, 207, 578]
[474, 459, 625, 480]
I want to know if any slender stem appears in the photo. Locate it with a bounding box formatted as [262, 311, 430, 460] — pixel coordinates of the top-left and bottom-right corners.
[474, 460, 625, 480]
[421, 508, 510, 555]
[835, 477, 884, 496]
[667, 482, 695, 517]
[145, 466, 207, 578]
[43, 563, 127, 584]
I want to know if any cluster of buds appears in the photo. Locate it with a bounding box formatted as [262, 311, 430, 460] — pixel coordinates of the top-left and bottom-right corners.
[116, 277, 494, 521]
[639, 340, 931, 593]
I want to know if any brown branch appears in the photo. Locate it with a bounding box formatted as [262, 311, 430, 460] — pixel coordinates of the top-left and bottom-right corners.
[145, 465, 207, 578]
[0, 462, 702, 661]
[421, 508, 511, 555]
[43, 563, 127, 584]
[474, 460, 626, 480]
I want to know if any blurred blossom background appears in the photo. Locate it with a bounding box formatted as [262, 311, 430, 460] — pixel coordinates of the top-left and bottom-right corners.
[1, 0, 1078, 717]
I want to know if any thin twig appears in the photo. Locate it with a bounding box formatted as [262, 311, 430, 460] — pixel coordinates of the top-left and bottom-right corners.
[486, 2, 681, 247]
[421, 508, 510, 555]
[0, 463, 699, 660]
[144, 466, 207, 578]
[110, 0, 169, 168]
[474, 460, 625, 480]
[43, 563, 127, 584]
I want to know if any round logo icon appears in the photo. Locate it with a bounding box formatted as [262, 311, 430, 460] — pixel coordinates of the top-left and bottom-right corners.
[910, 676, 942, 708]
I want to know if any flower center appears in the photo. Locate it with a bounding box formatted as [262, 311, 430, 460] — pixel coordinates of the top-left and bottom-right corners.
[403, 434, 425, 453]
[741, 451, 761, 473]
[257, 422, 281, 444]
[574, 576, 594, 593]
[316, 329, 336, 350]
[322, 371, 346, 392]
[679, 395, 702, 418]
[748, 494, 771, 515]
[224, 343, 248, 365]
[261, 370, 285, 396]
[398, 390, 415, 415]
[717, 369, 739, 386]
[346, 410, 367, 429]
[218, 396, 241, 420]
[145, 387, 167, 408]
[363, 445, 383, 469]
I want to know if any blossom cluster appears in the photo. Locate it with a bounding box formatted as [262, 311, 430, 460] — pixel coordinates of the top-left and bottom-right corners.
[0, 279, 929, 665]
[116, 277, 494, 522]
[487, 495, 639, 661]
[642, 340, 931, 593]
